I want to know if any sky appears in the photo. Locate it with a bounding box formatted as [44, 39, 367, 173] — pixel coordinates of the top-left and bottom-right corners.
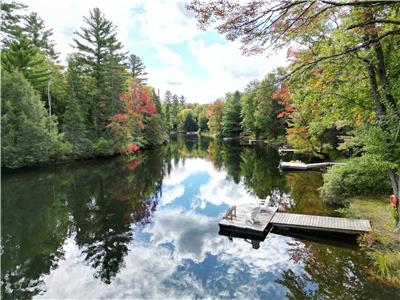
[23, 0, 288, 104]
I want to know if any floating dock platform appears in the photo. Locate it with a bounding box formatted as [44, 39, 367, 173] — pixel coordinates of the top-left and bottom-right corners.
[279, 161, 346, 171]
[219, 204, 371, 237]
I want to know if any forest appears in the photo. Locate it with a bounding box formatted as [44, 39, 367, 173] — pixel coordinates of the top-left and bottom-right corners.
[2, 2, 399, 217]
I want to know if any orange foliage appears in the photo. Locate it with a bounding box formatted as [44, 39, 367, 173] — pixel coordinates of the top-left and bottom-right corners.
[273, 87, 297, 118]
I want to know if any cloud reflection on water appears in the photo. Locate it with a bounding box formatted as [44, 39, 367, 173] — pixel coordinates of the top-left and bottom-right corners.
[37, 157, 301, 299]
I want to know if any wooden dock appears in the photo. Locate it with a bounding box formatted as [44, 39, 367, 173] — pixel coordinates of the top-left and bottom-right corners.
[219, 204, 371, 237]
[271, 212, 371, 234]
[278, 147, 306, 155]
[279, 161, 346, 171]
[219, 205, 277, 238]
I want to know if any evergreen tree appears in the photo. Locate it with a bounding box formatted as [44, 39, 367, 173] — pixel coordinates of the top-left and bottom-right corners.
[222, 91, 241, 137]
[171, 94, 180, 130]
[184, 112, 198, 132]
[23, 12, 58, 60]
[72, 7, 127, 134]
[152, 89, 162, 115]
[0, 1, 27, 46]
[1, 33, 50, 91]
[143, 115, 166, 146]
[163, 90, 172, 130]
[128, 54, 147, 84]
[62, 93, 91, 155]
[1, 70, 60, 168]
[179, 95, 186, 107]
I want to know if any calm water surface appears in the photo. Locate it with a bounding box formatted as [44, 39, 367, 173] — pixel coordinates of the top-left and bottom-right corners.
[2, 135, 399, 299]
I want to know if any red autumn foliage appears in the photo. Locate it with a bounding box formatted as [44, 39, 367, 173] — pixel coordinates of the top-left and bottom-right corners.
[128, 159, 140, 170]
[129, 143, 139, 153]
[273, 87, 297, 118]
[108, 83, 158, 154]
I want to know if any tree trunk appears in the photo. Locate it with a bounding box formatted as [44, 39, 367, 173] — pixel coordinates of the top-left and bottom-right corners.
[366, 62, 386, 121]
[374, 41, 399, 119]
[388, 168, 400, 230]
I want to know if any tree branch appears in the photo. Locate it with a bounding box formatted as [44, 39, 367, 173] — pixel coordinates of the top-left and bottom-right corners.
[347, 19, 400, 30]
[319, 0, 400, 7]
[281, 29, 400, 81]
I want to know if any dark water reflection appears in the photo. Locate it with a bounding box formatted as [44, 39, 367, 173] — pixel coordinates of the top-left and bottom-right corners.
[2, 135, 399, 299]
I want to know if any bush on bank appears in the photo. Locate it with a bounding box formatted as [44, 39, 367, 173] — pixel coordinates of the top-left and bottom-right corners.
[320, 155, 392, 206]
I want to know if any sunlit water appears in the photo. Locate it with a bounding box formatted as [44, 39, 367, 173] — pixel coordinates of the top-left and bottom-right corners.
[2, 135, 399, 299]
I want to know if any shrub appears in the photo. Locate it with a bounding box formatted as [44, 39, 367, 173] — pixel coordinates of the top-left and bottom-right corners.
[368, 250, 400, 286]
[93, 137, 114, 156]
[320, 155, 392, 206]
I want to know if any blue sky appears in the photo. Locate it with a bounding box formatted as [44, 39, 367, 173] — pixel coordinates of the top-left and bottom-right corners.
[23, 0, 288, 103]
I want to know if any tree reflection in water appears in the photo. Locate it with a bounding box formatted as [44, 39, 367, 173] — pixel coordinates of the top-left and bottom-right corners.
[2, 135, 399, 298]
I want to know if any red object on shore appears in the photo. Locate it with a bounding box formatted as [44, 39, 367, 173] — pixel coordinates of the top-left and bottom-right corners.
[390, 195, 398, 208]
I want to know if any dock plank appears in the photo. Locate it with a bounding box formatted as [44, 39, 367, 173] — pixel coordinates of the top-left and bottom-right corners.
[279, 161, 346, 171]
[271, 212, 371, 234]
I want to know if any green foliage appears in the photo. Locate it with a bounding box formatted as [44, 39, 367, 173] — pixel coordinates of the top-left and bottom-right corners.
[1, 70, 61, 168]
[240, 89, 257, 135]
[222, 91, 241, 137]
[128, 53, 147, 84]
[184, 112, 198, 132]
[92, 137, 114, 156]
[143, 115, 167, 147]
[207, 99, 224, 137]
[170, 94, 180, 130]
[62, 94, 92, 155]
[163, 90, 172, 131]
[0, 1, 27, 45]
[197, 111, 208, 132]
[368, 250, 400, 286]
[1, 33, 50, 90]
[321, 155, 392, 206]
[72, 7, 127, 133]
[23, 12, 58, 60]
[391, 207, 399, 226]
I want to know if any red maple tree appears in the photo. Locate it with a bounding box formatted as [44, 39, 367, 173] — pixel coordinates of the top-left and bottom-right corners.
[108, 83, 158, 154]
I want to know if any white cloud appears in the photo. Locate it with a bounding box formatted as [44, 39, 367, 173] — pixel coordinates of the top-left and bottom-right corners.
[163, 158, 212, 186]
[155, 46, 183, 67]
[38, 210, 302, 299]
[22, 0, 288, 103]
[160, 184, 185, 205]
[135, 1, 198, 45]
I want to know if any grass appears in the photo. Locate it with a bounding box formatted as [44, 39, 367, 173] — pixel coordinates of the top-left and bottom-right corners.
[338, 196, 400, 287]
[349, 196, 399, 246]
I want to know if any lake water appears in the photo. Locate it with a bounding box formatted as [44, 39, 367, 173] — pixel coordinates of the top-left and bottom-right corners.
[2, 135, 399, 299]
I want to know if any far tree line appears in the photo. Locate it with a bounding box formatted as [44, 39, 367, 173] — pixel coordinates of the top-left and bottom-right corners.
[161, 68, 290, 140]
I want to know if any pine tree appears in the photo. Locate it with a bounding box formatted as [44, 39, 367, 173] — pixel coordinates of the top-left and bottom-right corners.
[222, 91, 241, 137]
[1, 33, 50, 91]
[171, 94, 180, 130]
[1, 70, 60, 168]
[128, 54, 147, 84]
[0, 1, 27, 46]
[163, 90, 172, 130]
[152, 89, 162, 115]
[62, 92, 91, 155]
[23, 12, 58, 60]
[179, 95, 186, 107]
[72, 7, 127, 134]
[184, 112, 198, 132]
